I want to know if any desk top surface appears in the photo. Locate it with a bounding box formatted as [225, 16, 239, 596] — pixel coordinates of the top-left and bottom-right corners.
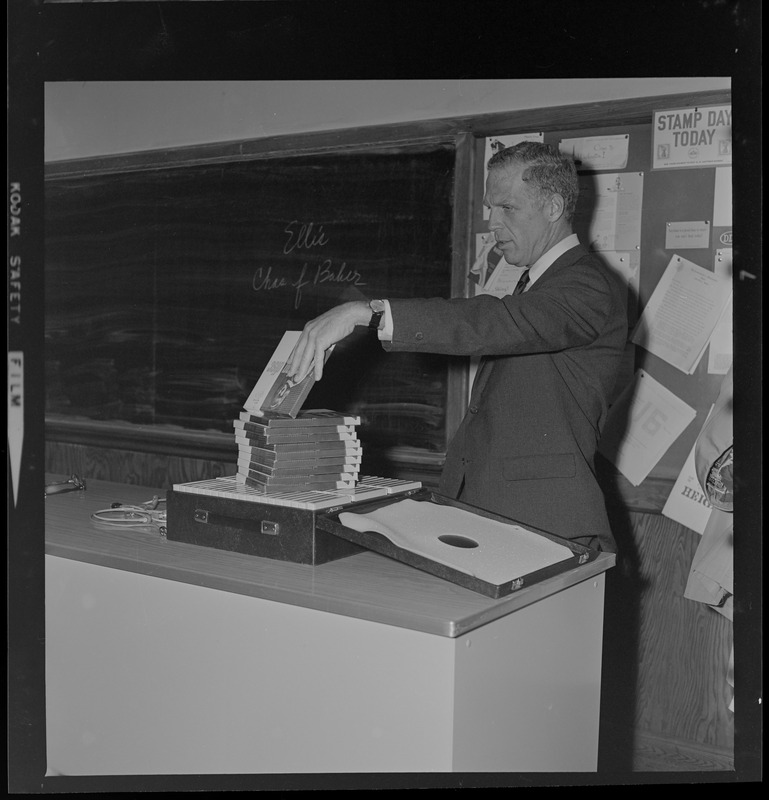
[45, 476, 614, 638]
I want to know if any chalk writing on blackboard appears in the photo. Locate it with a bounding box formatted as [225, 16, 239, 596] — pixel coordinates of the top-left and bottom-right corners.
[253, 261, 367, 310]
[282, 220, 330, 254]
[252, 218, 368, 308]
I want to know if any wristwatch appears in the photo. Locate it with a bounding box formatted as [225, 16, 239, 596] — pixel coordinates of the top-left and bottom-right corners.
[368, 299, 386, 331]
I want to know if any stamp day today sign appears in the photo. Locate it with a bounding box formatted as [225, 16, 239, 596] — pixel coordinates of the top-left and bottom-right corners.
[652, 104, 732, 170]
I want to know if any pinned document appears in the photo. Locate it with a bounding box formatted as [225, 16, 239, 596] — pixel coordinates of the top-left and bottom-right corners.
[598, 370, 697, 486]
[630, 255, 732, 374]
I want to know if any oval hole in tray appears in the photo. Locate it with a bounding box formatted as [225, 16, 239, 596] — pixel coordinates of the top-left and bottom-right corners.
[438, 534, 479, 549]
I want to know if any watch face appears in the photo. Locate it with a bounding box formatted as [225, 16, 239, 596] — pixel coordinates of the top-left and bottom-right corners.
[370, 299, 386, 313]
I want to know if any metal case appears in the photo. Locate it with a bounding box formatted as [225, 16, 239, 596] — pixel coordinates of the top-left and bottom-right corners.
[166, 487, 364, 565]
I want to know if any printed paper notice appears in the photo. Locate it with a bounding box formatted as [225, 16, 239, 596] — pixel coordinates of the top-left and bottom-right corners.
[598, 370, 697, 486]
[664, 220, 711, 250]
[662, 411, 714, 535]
[559, 134, 629, 171]
[574, 172, 643, 251]
[630, 254, 732, 374]
[653, 105, 732, 169]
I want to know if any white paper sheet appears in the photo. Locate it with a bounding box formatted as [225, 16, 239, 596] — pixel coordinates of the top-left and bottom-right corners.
[595, 250, 641, 326]
[713, 167, 733, 226]
[707, 293, 733, 375]
[630, 254, 732, 374]
[559, 134, 629, 171]
[661, 417, 715, 535]
[575, 172, 644, 251]
[664, 220, 711, 250]
[598, 370, 697, 486]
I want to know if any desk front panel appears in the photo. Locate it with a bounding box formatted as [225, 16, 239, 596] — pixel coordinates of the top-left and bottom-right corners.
[46, 554, 456, 775]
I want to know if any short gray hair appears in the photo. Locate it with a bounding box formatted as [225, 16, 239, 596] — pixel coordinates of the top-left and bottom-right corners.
[488, 141, 579, 220]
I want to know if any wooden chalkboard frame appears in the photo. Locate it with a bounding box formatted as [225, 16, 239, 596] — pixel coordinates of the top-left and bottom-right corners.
[45, 88, 731, 494]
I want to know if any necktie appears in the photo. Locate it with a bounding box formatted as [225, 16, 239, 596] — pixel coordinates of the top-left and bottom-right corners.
[513, 269, 530, 295]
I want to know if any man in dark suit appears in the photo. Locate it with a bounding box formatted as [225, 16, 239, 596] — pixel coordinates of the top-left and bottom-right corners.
[288, 142, 627, 552]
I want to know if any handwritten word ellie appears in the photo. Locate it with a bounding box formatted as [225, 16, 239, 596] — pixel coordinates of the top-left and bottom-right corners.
[283, 220, 330, 255]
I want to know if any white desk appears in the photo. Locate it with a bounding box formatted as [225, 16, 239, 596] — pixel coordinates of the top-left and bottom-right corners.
[45, 477, 614, 775]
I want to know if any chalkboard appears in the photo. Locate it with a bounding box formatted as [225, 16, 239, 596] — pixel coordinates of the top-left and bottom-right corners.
[45, 143, 456, 458]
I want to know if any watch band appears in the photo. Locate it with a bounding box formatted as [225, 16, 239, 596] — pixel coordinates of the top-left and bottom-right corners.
[368, 299, 386, 331]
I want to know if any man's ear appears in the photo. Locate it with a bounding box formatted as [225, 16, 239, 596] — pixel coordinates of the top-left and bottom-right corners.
[547, 193, 566, 222]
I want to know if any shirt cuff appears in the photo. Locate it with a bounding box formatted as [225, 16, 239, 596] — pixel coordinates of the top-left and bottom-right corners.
[378, 299, 394, 341]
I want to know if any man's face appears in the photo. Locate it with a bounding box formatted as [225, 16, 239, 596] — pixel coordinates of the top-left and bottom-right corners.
[484, 164, 553, 267]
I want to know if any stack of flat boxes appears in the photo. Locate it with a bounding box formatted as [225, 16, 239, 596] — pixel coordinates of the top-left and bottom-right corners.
[233, 409, 363, 493]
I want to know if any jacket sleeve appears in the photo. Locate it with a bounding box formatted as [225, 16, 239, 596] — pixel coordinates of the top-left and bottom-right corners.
[383, 259, 623, 358]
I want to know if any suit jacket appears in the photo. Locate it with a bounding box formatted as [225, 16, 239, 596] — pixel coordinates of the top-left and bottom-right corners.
[384, 243, 627, 551]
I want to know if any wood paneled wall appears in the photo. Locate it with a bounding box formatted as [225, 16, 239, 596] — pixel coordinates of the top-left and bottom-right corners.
[44, 440, 442, 492]
[46, 440, 734, 771]
[45, 440, 237, 491]
[598, 479, 734, 771]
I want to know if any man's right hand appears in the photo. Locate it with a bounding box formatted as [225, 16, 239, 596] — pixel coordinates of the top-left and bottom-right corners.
[287, 300, 371, 382]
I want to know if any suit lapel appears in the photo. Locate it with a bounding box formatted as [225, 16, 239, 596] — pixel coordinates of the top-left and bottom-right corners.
[470, 244, 587, 399]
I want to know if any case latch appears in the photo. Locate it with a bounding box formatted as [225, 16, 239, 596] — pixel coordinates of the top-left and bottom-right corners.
[260, 520, 280, 536]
